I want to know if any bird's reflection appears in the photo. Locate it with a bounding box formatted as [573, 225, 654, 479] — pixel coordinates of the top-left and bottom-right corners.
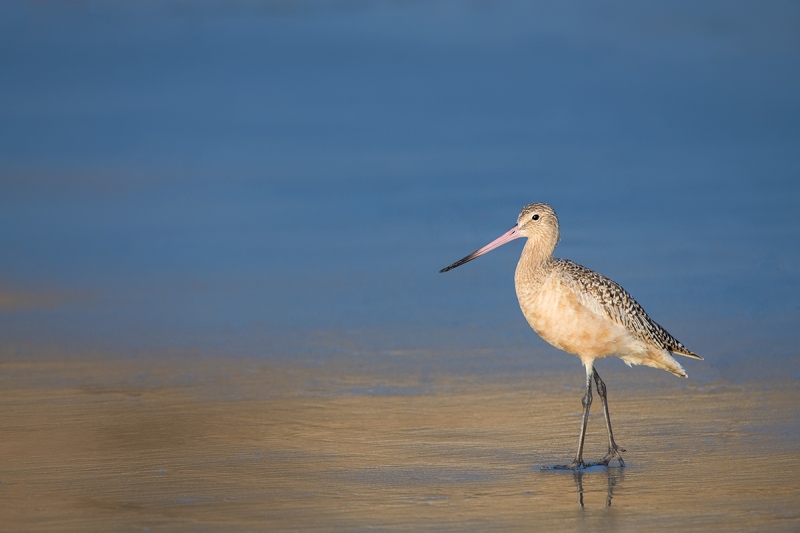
[572, 467, 624, 508]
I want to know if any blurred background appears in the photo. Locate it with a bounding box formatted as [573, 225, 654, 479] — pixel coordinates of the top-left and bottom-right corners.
[1, 0, 798, 381]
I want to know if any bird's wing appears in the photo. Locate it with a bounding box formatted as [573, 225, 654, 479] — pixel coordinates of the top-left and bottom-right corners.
[554, 259, 702, 359]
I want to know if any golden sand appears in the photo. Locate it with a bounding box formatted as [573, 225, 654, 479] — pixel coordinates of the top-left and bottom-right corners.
[0, 354, 798, 531]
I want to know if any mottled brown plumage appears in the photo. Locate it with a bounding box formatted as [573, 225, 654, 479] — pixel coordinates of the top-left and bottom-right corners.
[556, 259, 701, 360]
[512, 203, 700, 378]
[441, 202, 702, 469]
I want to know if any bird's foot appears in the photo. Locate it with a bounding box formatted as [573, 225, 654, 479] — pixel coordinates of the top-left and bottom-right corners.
[588, 445, 625, 468]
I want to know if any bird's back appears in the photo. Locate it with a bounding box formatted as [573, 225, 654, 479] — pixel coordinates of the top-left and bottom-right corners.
[515, 256, 701, 376]
[553, 259, 701, 359]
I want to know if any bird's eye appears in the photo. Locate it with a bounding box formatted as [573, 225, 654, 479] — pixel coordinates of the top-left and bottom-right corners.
[532, 214, 540, 221]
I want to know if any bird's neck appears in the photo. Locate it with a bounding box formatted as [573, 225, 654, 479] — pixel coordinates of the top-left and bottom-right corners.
[515, 238, 554, 285]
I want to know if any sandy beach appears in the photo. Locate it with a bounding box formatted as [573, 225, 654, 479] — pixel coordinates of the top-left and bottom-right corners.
[1, 353, 797, 531]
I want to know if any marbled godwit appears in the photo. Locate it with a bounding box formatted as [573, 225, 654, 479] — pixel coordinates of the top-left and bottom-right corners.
[440, 203, 702, 469]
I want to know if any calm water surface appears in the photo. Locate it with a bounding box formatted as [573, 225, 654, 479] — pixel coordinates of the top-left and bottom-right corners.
[1, 1, 799, 530]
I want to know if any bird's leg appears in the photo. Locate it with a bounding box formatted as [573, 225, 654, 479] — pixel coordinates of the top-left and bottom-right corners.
[590, 368, 625, 467]
[551, 364, 593, 470]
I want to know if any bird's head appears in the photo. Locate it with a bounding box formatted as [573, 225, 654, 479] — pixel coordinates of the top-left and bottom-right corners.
[439, 202, 560, 273]
[516, 202, 560, 251]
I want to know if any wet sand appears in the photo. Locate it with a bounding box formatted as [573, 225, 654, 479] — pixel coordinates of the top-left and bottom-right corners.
[1, 353, 798, 531]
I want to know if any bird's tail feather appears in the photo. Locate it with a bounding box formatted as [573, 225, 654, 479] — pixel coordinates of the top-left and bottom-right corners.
[672, 347, 703, 360]
[622, 349, 689, 378]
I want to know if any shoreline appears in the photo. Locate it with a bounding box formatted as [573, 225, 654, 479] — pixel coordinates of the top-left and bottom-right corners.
[1, 353, 797, 530]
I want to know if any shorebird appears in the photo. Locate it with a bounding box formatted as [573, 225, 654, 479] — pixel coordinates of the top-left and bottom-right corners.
[440, 203, 701, 469]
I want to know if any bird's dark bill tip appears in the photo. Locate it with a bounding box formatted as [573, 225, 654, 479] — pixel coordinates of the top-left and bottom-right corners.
[439, 255, 475, 273]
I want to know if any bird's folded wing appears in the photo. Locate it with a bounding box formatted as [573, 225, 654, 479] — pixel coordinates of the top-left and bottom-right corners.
[555, 259, 702, 360]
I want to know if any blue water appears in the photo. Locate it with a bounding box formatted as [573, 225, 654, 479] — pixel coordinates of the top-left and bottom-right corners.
[1, 1, 799, 380]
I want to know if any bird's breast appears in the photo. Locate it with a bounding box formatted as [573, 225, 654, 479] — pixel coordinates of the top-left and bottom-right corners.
[515, 274, 640, 361]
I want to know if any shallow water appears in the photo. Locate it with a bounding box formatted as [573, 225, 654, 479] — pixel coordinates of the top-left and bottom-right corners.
[1, 0, 799, 530]
[1, 354, 798, 531]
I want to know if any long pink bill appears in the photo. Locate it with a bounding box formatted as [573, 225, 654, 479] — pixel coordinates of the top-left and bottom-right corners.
[440, 225, 523, 273]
